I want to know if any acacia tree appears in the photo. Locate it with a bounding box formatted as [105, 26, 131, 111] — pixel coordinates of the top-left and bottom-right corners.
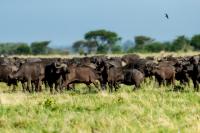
[72, 40, 98, 54]
[84, 40, 98, 54]
[134, 36, 154, 51]
[16, 44, 31, 55]
[144, 42, 166, 52]
[72, 40, 86, 53]
[191, 34, 200, 50]
[31, 41, 50, 55]
[170, 36, 191, 52]
[84, 29, 121, 53]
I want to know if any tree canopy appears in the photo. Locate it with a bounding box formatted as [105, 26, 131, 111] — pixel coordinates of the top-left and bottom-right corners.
[31, 41, 50, 55]
[191, 34, 200, 50]
[84, 29, 121, 45]
[170, 36, 191, 52]
[84, 29, 121, 53]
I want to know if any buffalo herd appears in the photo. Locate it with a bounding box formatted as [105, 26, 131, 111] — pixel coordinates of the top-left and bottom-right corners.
[0, 54, 200, 93]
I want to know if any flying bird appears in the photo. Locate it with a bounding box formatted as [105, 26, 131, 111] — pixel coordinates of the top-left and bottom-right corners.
[165, 13, 169, 19]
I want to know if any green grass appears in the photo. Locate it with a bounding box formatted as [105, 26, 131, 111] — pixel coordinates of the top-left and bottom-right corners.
[0, 80, 200, 133]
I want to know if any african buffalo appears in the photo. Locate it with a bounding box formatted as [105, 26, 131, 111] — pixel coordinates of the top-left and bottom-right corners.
[62, 66, 101, 91]
[152, 64, 175, 86]
[9, 62, 46, 92]
[107, 66, 144, 92]
[0, 64, 18, 91]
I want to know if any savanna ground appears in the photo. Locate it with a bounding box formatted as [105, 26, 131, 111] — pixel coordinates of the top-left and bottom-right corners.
[0, 52, 200, 133]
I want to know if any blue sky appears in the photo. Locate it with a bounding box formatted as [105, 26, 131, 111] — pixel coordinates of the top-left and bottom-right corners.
[0, 0, 199, 48]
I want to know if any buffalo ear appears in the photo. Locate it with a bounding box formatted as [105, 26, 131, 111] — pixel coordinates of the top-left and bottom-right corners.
[19, 62, 23, 67]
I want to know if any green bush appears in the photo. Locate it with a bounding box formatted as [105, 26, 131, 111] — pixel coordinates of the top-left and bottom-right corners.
[15, 44, 31, 55]
[144, 42, 166, 52]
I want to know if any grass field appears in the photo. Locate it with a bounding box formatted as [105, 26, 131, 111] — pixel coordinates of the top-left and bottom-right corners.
[9, 51, 200, 59]
[0, 79, 200, 133]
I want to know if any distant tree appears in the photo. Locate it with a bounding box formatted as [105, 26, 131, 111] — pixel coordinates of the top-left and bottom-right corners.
[31, 41, 50, 55]
[135, 36, 153, 45]
[72, 40, 98, 54]
[84, 29, 121, 53]
[127, 47, 136, 53]
[170, 36, 191, 52]
[72, 40, 86, 53]
[0, 43, 12, 54]
[16, 44, 31, 54]
[0, 42, 29, 55]
[96, 44, 109, 54]
[144, 42, 166, 52]
[191, 34, 200, 50]
[134, 36, 154, 51]
[162, 42, 172, 51]
[111, 44, 123, 54]
[48, 47, 69, 55]
[84, 40, 98, 54]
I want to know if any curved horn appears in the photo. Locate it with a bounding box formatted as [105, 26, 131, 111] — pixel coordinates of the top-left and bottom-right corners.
[60, 64, 67, 68]
[88, 63, 97, 69]
[55, 63, 67, 69]
[122, 61, 127, 67]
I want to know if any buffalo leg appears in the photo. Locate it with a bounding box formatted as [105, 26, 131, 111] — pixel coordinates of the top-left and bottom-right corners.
[93, 82, 100, 91]
[86, 83, 92, 92]
[55, 83, 59, 92]
[158, 79, 163, 86]
[114, 82, 120, 91]
[12, 84, 17, 92]
[108, 81, 113, 92]
[38, 76, 43, 92]
[100, 79, 107, 91]
[48, 82, 53, 93]
[21, 82, 26, 92]
[37, 80, 42, 92]
[33, 81, 38, 92]
[58, 79, 63, 92]
[66, 84, 75, 91]
[44, 81, 48, 90]
[192, 79, 199, 91]
[50, 86, 53, 93]
[27, 79, 31, 93]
